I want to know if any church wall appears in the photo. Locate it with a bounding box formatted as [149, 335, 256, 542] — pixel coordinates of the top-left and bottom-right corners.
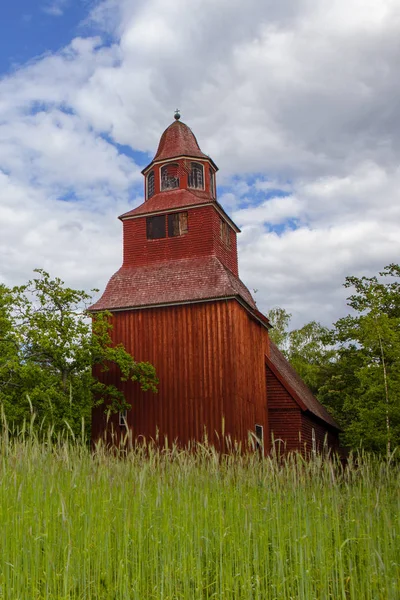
[300, 414, 340, 454]
[269, 409, 303, 455]
[266, 362, 303, 453]
[211, 210, 238, 276]
[266, 365, 340, 455]
[91, 299, 269, 451]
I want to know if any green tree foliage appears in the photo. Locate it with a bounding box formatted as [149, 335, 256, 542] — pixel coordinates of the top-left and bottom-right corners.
[320, 265, 400, 455]
[268, 266, 400, 454]
[0, 285, 20, 399]
[267, 307, 291, 352]
[0, 270, 158, 434]
[287, 321, 334, 395]
[267, 307, 333, 393]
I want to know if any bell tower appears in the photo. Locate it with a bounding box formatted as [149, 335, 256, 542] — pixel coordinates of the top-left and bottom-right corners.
[90, 113, 270, 450]
[143, 109, 217, 204]
[92, 113, 257, 310]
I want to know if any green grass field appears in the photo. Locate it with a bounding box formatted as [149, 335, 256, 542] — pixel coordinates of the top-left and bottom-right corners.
[0, 430, 399, 599]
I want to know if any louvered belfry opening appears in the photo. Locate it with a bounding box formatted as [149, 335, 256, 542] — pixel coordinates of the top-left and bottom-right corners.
[168, 212, 188, 237]
[146, 214, 166, 239]
[210, 167, 215, 198]
[188, 162, 204, 189]
[161, 163, 180, 190]
[147, 170, 155, 199]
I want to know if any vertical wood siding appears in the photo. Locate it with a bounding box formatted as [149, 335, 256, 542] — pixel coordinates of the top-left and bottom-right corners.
[92, 299, 269, 451]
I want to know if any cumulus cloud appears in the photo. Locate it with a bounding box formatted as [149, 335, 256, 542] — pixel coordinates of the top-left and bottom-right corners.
[234, 163, 400, 326]
[0, 0, 400, 327]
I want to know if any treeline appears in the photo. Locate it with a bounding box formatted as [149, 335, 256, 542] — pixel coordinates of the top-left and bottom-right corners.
[1, 266, 399, 454]
[268, 264, 400, 456]
[0, 270, 157, 436]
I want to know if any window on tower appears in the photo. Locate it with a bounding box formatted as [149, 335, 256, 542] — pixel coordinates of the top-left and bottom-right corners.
[146, 212, 188, 239]
[161, 163, 180, 191]
[209, 167, 215, 198]
[188, 162, 204, 189]
[220, 219, 231, 248]
[146, 215, 166, 239]
[147, 171, 155, 199]
[168, 212, 188, 237]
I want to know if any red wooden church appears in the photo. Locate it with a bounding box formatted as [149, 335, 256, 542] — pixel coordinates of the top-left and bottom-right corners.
[90, 113, 340, 453]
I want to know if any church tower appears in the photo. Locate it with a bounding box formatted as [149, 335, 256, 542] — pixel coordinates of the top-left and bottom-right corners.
[90, 113, 340, 453]
[90, 112, 271, 449]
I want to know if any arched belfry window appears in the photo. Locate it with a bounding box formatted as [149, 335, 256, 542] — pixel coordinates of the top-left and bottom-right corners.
[161, 163, 180, 191]
[147, 170, 155, 200]
[188, 162, 204, 189]
[209, 167, 215, 198]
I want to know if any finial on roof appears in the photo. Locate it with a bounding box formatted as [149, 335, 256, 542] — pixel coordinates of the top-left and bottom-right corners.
[174, 108, 181, 121]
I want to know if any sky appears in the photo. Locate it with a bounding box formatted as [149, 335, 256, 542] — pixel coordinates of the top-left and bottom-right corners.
[0, 0, 399, 329]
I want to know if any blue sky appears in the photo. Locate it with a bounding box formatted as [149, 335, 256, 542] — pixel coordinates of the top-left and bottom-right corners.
[0, 2, 89, 73]
[0, 0, 399, 327]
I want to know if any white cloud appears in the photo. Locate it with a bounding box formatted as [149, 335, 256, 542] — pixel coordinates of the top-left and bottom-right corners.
[235, 163, 400, 326]
[233, 196, 303, 226]
[42, 0, 70, 17]
[255, 180, 293, 194]
[0, 0, 400, 327]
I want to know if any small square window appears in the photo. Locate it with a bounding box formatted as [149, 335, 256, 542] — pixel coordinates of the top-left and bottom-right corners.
[168, 212, 188, 237]
[147, 215, 166, 239]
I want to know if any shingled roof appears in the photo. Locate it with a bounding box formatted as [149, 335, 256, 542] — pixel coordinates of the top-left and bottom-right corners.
[153, 120, 209, 162]
[119, 189, 240, 232]
[89, 256, 257, 312]
[120, 188, 211, 220]
[267, 342, 340, 430]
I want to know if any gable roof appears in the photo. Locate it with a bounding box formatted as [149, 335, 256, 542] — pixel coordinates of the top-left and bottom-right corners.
[89, 256, 257, 312]
[266, 341, 340, 430]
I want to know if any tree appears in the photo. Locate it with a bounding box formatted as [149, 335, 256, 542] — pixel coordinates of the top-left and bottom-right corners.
[287, 321, 334, 394]
[267, 307, 291, 354]
[267, 307, 333, 393]
[0, 285, 20, 401]
[0, 270, 158, 435]
[268, 266, 400, 455]
[320, 265, 400, 455]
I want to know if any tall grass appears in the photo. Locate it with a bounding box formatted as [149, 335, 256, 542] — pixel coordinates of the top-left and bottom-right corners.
[0, 429, 398, 599]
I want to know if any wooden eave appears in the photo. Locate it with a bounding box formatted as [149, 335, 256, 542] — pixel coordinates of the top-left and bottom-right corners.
[90, 294, 270, 330]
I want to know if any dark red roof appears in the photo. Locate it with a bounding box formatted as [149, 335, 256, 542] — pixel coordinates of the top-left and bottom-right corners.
[153, 120, 209, 162]
[267, 342, 340, 430]
[120, 189, 210, 220]
[89, 256, 257, 312]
